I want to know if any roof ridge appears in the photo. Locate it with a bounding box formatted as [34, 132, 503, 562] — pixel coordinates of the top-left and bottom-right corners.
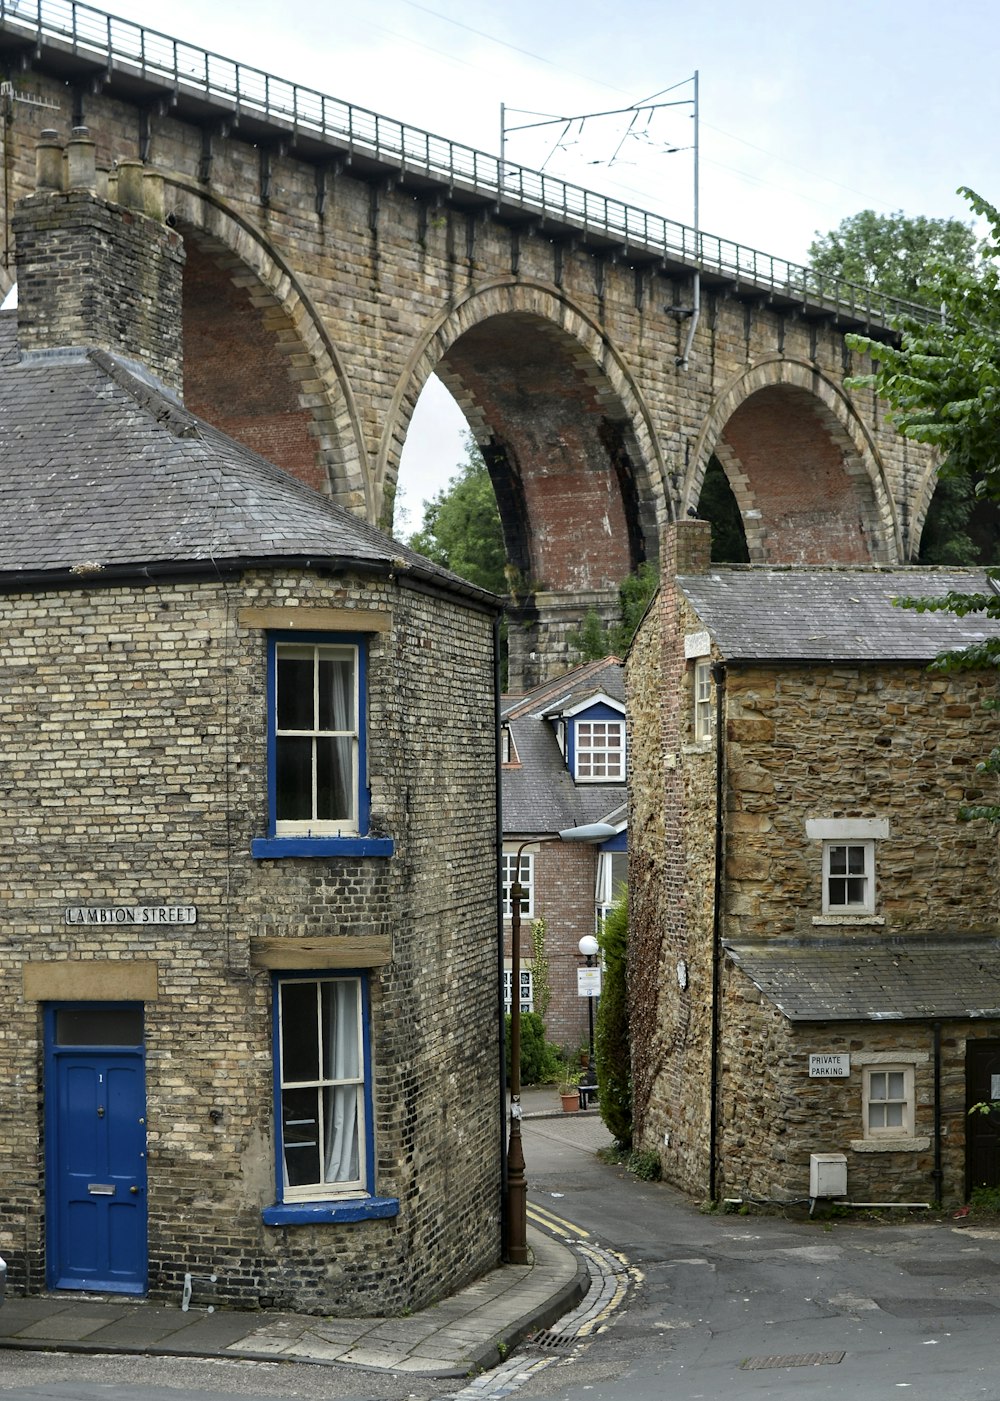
[88, 348, 200, 439]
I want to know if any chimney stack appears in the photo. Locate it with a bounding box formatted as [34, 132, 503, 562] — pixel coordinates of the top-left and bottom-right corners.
[13, 128, 186, 397]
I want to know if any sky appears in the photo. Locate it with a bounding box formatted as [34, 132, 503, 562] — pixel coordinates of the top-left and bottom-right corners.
[56, 0, 1000, 534]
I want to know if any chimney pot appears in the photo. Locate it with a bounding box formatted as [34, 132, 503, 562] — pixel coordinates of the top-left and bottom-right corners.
[35, 130, 64, 192]
[65, 126, 97, 192]
[115, 158, 144, 211]
[142, 169, 166, 224]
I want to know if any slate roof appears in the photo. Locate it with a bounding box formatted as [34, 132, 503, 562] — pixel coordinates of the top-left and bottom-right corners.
[501, 658, 626, 835]
[502, 656, 625, 721]
[725, 937, 1000, 1022]
[0, 331, 497, 607]
[677, 566, 1000, 663]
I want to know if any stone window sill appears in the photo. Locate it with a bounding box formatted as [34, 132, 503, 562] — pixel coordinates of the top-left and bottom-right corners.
[251, 836, 394, 859]
[812, 915, 885, 927]
[849, 1137, 930, 1154]
[262, 1196, 399, 1225]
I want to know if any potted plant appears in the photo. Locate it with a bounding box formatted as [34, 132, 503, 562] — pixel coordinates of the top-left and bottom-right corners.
[558, 1067, 582, 1113]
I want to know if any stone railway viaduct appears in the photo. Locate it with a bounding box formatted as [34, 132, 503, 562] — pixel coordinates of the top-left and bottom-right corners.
[0, 0, 937, 686]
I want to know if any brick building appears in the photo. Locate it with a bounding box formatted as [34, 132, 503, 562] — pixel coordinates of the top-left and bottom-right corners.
[627, 520, 1000, 1208]
[501, 660, 626, 1054]
[0, 131, 502, 1313]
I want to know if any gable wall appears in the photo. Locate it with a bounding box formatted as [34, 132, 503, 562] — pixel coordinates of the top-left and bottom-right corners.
[627, 523, 720, 1195]
[723, 662, 1000, 941]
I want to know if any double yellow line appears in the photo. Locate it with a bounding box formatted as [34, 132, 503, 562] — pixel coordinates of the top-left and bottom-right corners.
[526, 1200, 591, 1240]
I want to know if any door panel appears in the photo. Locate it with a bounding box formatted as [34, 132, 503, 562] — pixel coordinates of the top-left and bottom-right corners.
[966, 1039, 1000, 1198]
[49, 1044, 147, 1293]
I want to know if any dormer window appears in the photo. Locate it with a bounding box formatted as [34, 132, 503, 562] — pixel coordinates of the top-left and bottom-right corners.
[575, 719, 625, 781]
[501, 725, 519, 765]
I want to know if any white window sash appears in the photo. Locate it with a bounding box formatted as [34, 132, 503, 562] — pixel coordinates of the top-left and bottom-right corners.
[575, 720, 625, 782]
[503, 967, 534, 1013]
[863, 1064, 914, 1138]
[502, 851, 534, 918]
[279, 977, 366, 1199]
[694, 659, 713, 742]
[274, 643, 359, 836]
[822, 839, 875, 915]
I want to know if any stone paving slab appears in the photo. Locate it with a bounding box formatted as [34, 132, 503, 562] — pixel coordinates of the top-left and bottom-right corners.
[0, 1224, 586, 1377]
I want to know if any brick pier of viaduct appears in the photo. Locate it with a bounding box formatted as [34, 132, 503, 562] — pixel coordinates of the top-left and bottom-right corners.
[0, 3, 937, 687]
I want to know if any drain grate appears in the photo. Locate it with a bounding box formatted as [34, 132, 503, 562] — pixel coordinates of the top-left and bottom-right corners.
[531, 1329, 580, 1351]
[741, 1351, 845, 1371]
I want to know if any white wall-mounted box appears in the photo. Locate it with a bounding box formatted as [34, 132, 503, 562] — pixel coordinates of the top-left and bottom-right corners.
[809, 1152, 847, 1198]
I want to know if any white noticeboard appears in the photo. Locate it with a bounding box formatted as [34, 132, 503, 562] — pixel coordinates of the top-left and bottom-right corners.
[809, 1053, 850, 1078]
[577, 967, 602, 999]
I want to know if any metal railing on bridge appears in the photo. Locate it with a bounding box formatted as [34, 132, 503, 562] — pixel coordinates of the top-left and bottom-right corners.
[0, 0, 928, 331]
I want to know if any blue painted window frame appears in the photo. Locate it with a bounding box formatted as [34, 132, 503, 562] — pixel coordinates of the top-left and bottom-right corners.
[263, 971, 398, 1226]
[252, 631, 393, 859]
[566, 701, 626, 783]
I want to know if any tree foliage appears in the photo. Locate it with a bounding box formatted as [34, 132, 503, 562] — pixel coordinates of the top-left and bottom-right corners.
[407, 436, 508, 595]
[567, 562, 659, 662]
[808, 208, 979, 306]
[848, 188, 1000, 819]
[596, 887, 631, 1148]
[699, 456, 750, 563]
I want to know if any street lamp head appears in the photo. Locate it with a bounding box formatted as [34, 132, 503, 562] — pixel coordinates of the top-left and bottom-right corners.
[578, 934, 599, 958]
[558, 822, 618, 843]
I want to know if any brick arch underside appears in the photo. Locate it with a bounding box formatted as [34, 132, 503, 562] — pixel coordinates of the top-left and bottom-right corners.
[434, 313, 648, 593]
[712, 385, 890, 565]
[180, 231, 325, 493]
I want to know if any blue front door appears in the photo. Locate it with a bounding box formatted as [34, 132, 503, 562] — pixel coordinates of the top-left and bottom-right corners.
[46, 1006, 147, 1294]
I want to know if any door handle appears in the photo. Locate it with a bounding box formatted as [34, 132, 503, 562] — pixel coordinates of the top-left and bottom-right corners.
[130, 1185, 140, 1195]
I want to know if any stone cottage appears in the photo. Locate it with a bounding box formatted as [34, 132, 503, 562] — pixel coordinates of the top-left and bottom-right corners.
[627, 519, 1000, 1208]
[501, 658, 627, 1052]
[0, 131, 502, 1312]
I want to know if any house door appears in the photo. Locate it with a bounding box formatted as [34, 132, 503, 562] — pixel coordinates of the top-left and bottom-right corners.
[965, 1039, 1000, 1198]
[46, 1005, 147, 1294]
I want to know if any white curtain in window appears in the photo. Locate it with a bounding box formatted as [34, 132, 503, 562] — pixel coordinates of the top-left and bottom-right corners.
[323, 979, 360, 1183]
[328, 655, 353, 819]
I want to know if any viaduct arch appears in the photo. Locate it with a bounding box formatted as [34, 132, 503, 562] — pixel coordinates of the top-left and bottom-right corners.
[0, 3, 938, 686]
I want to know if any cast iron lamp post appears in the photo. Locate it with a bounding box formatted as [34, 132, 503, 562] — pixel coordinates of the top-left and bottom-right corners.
[505, 822, 616, 1264]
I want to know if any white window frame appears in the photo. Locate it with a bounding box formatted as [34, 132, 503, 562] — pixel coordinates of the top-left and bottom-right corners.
[862, 1064, 914, 1139]
[822, 839, 875, 915]
[276, 975, 368, 1201]
[502, 850, 534, 918]
[596, 849, 627, 925]
[273, 641, 360, 836]
[574, 719, 625, 782]
[501, 725, 517, 765]
[693, 659, 713, 742]
[503, 967, 534, 1013]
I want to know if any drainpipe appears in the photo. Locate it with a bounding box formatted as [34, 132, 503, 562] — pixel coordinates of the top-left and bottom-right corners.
[932, 1021, 943, 1206]
[708, 660, 726, 1201]
[494, 614, 509, 1249]
[677, 272, 700, 370]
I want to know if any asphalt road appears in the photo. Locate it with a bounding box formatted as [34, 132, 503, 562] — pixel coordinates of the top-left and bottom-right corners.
[517, 1112, 1000, 1400]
